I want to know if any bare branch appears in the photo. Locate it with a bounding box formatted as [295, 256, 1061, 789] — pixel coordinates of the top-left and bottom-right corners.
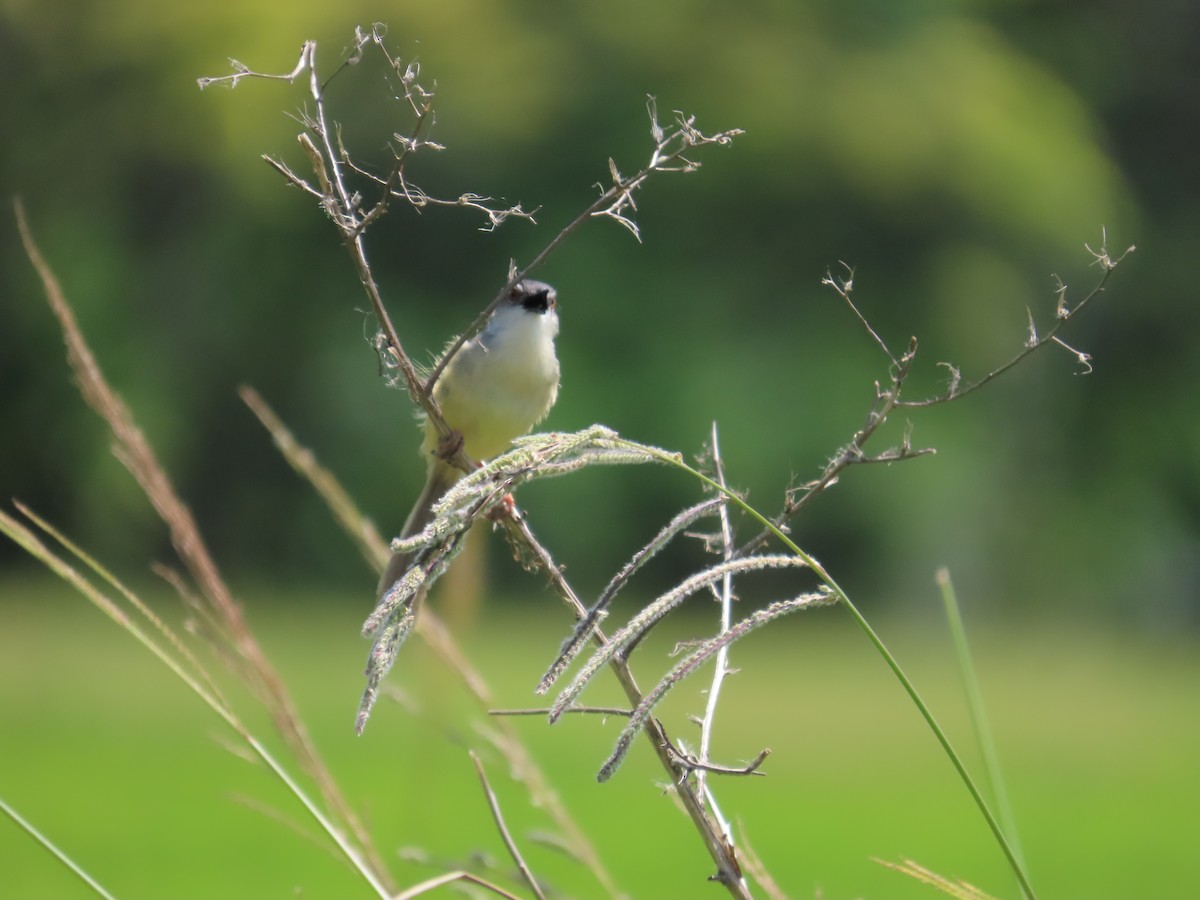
[736, 334, 926, 557]
[669, 747, 771, 778]
[200, 30, 529, 465]
[741, 235, 1127, 561]
[426, 95, 743, 393]
[200, 31, 750, 894]
[502, 512, 754, 894]
[898, 233, 1133, 408]
[197, 40, 316, 90]
[822, 261, 897, 366]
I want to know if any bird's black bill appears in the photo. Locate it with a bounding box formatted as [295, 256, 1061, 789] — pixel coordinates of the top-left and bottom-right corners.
[510, 279, 556, 313]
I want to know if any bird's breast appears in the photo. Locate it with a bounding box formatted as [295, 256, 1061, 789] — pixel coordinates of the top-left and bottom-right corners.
[431, 314, 560, 461]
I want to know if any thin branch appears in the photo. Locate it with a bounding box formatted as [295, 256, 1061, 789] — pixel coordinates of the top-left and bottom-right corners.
[498, 508, 754, 896]
[470, 752, 547, 900]
[668, 747, 771, 778]
[822, 262, 897, 366]
[200, 32, 459, 460]
[197, 39, 316, 90]
[1048, 335, 1093, 374]
[897, 233, 1133, 407]
[738, 237, 1128, 564]
[490, 706, 632, 718]
[201, 32, 749, 895]
[424, 96, 742, 394]
[736, 332, 929, 558]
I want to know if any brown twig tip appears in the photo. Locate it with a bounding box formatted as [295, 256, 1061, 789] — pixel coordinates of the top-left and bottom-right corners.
[668, 746, 772, 778]
[740, 238, 1127, 561]
[896, 236, 1128, 410]
[1085, 226, 1135, 272]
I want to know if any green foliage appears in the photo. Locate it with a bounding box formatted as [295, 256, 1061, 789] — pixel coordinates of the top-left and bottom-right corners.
[2, 1, 1194, 629]
[2, 591, 1198, 898]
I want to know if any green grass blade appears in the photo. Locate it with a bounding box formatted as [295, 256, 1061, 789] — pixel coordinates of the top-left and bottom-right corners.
[0, 796, 119, 900]
[0, 508, 392, 899]
[938, 567, 1028, 892]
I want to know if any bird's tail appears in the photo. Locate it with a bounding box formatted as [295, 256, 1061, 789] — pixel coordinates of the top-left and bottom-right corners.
[376, 461, 460, 600]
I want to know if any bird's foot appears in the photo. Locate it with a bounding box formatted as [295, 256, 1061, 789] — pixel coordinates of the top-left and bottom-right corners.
[435, 428, 465, 461]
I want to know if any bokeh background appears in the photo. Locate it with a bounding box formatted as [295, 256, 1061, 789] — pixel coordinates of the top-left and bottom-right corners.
[2, 2, 1198, 898]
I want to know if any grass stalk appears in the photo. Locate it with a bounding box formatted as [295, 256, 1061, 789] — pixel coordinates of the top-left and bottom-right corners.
[0, 509, 392, 898]
[0, 796, 118, 900]
[619, 437, 1039, 900]
[937, 567, 1028, 894]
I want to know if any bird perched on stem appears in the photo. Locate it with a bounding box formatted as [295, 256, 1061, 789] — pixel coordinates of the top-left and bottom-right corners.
[377, 279, 561, 601]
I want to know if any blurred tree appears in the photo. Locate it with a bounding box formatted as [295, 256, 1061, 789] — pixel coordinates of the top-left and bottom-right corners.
[2, 1, 1195, 625]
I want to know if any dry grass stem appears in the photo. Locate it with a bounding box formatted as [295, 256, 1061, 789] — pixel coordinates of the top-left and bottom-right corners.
[875, 857, 1000, 900]
[470, 752, 548, 900]
[14, 199, 395, 892]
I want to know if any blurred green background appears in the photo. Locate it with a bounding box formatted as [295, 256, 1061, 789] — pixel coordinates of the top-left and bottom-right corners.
[2, 1, 1198, 897]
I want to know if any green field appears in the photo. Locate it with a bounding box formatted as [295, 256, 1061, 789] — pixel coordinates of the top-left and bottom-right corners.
[2, 577, 1196, 899]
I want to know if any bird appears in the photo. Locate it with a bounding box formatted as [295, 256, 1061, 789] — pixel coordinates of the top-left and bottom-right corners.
[377, 278, 561, 601]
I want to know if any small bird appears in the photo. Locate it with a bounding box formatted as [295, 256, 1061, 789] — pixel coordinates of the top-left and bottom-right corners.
[377, 279, 561, 600]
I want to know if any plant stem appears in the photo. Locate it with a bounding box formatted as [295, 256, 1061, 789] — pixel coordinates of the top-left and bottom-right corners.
[938, 568, 1029, 896]
[0, 796, 118, 900]
[623, 439, 1039, 900]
